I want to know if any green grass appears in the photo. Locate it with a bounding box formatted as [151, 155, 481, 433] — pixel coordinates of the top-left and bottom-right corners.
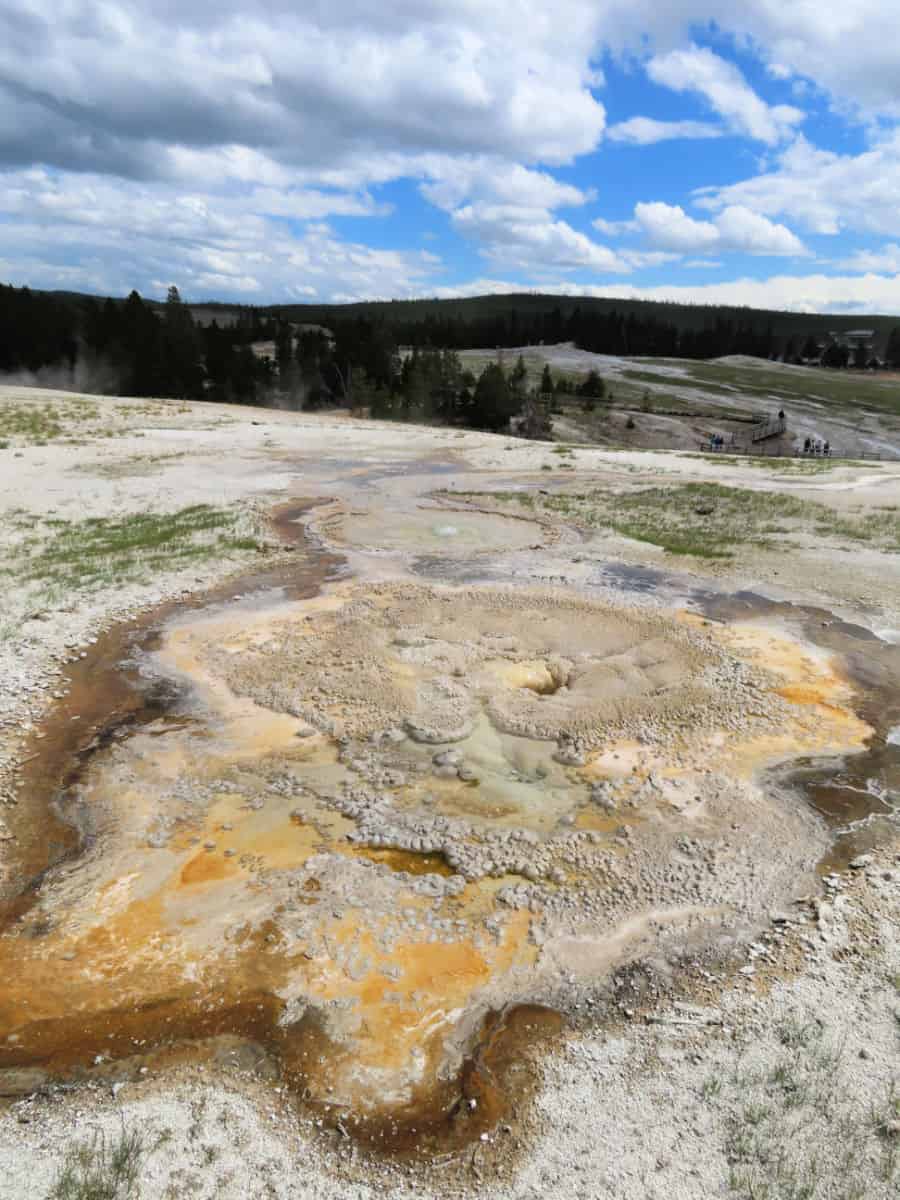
[681, 359, 900, 418]
[1, 505, 263, 619]
[454, 482, 900, 559]
[50, 1125, 162, 1200]
[0, 399, 101, 444]
[711, 1019, 899, 1199]
[682, 453, 883, 475]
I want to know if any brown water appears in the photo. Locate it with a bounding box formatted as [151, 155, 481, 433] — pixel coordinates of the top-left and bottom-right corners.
[0, 498, 342, 930]
[0, 507, 557, 1155]
[694, 589, 900, 871]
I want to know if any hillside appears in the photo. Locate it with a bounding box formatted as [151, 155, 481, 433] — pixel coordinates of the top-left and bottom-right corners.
[32, 287, 900, 350]
[261, 292, 900, 349]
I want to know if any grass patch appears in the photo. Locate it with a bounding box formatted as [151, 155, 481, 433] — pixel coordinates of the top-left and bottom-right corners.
[0, 399, 102, 444]
[453, 482, 900, 559]
[50, 1124, 163, 1200]
[682, 360, 900, 418]
[71, 451, 189, 479]
[682, 453, 883, 475]
[708, 1018, 899, 1199]
[1, 505, 263, 625]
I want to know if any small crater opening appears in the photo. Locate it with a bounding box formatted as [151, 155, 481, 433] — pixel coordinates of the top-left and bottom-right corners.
[355, 846, 455, 877]
[517, 660, 569, 697]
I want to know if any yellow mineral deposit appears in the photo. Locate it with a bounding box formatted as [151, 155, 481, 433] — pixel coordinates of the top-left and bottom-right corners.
[0, 579, 876, 1136]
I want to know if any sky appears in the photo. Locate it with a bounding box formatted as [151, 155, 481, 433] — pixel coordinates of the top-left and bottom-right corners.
[2, 1, 900, 312]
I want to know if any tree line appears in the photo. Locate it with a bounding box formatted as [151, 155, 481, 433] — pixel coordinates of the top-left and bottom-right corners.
[2, 283, 899, 430]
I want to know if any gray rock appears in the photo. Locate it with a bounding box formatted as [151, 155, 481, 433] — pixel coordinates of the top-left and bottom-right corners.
[0, 1068, 48, 1097]
[433, 749, 463, 767]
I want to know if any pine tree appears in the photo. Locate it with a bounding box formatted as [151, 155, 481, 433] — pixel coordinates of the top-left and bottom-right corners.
[163, 286, 203, 398]
[472, 363, 518, 431]
[801, 335, 820, 361]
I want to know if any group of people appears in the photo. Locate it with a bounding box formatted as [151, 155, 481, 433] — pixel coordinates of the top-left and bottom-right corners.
[802, 436, 831, 456]
[708, 433, 728, 450]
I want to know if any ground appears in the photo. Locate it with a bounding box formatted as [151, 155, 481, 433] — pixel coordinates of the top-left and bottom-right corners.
[458, 346, 900, 457]
[0, 377, 897, 1200]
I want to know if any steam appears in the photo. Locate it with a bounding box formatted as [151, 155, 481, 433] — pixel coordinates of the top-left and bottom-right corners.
[0, 355, 122, 396]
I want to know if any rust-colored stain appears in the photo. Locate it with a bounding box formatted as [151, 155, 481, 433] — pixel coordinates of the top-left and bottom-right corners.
[776, 683, 846, 715]
[0, 561, 882, 1155]
[180, 849, 239, 887]
[354, 847, 454, 877]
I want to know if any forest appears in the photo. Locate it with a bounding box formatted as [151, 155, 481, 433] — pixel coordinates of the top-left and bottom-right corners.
[2, 282, 899, 430]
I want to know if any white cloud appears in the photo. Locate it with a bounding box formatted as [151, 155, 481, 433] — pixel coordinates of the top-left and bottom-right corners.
[840, 244, 900, 273]
[714, 205, 808, 255]
[419, 158, 591, 213]
[619, 249, 682, 268]
[635, 201, 807, 255]
[695, 131, 900, 239]
[592, 216, 639, 236]
[0, 169, 437, 301]
[724, 4, 900, 119]
[451, 203, 631, 274]
[426, 271, 900, 316]
[607, 116, 722, 144]
[4, 1, 900, 302]
[598, 271, 900, 315]
[0, 1, 609, 178]
[635, 202, 720, 252]
[647, 45, 804, 145]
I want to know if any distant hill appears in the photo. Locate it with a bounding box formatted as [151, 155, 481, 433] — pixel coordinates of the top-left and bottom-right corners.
[258, 293, 900, 349]
[33, 288, 900, 349]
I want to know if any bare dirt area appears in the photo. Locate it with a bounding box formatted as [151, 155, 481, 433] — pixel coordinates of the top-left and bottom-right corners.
[0, 385, 897, 1200]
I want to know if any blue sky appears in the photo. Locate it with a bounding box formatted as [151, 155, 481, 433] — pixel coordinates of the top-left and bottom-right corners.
[2, 1, 900, 313]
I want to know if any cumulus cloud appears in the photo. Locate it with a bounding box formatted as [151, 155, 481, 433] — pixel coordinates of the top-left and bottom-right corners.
[420, 158, 592, 213]
[0, 0, 608, 179]
[724, 4, 900, 119]
[840, 244, 900, 273]
[592, 2, 900, 122]
[451, 203, 631, 274]
[607, 116, 722, 144]
[635, 201, 808, 256]
[2, 0, 900, 300]
[592, 216, 639, 236]
[695, 131, 900, 239]
[647, 45, 804, 145]
[635, 203, 720, 253]
[598, 271, 900, 315]
[0, 169, 438, 301]
[429, 271, 900, 315]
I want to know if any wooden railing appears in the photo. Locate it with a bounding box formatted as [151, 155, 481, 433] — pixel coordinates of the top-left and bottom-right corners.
[698, 443, 900, 462]
[750, 414, 787, 443]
